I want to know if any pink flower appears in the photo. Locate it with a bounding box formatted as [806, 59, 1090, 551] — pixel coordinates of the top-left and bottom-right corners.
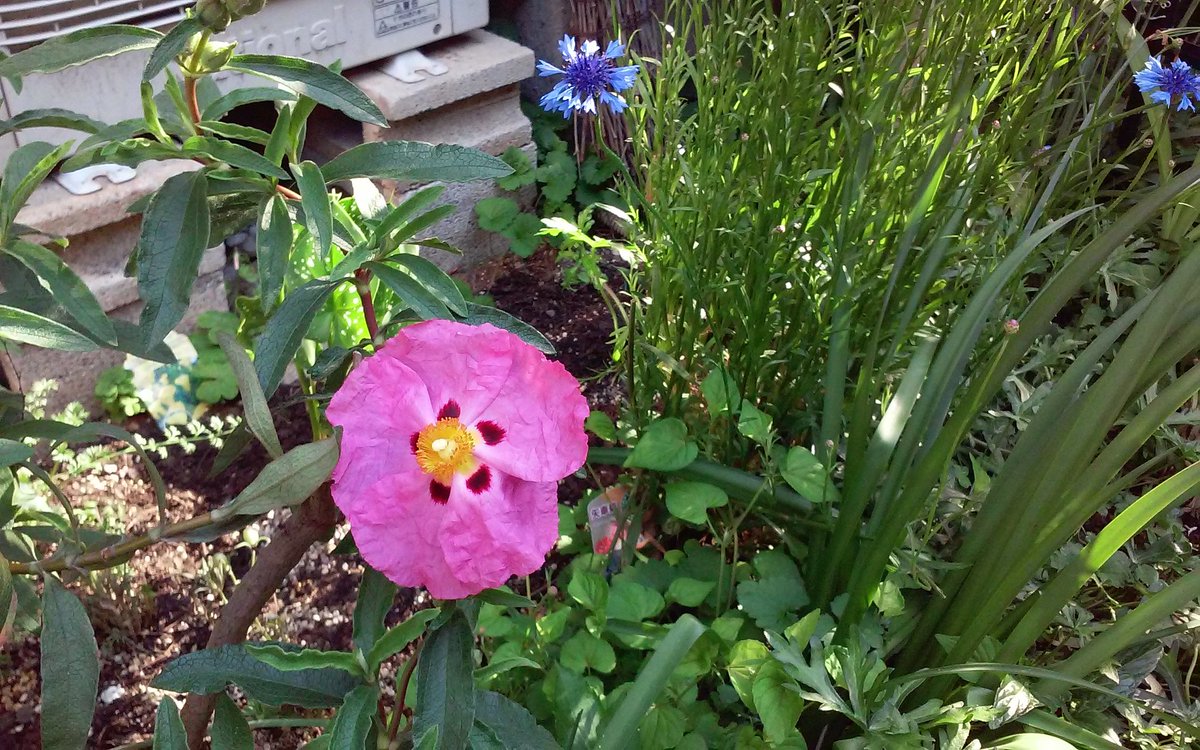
[327, 320, 589, 599]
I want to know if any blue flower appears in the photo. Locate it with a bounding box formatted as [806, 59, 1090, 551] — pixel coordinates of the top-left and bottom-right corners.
[1134, 56, 1200, 111]
[537, 36, 639, 118]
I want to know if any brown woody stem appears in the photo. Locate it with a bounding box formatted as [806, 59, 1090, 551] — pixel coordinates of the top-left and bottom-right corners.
[181, 487, 340, 748]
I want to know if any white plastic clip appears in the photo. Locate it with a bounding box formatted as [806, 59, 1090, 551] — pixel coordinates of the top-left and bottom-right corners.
[378, 49, 448, 84]
[53, 163, 137, 196]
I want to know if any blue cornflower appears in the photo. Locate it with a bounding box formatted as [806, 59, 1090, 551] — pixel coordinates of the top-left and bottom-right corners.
[537, 36, 639, 118]
[1134, 56, 1200, 111]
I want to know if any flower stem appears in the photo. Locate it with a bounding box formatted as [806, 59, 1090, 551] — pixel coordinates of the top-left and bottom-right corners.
[355, 269, 381, 343]
[388, 641, 422, 744]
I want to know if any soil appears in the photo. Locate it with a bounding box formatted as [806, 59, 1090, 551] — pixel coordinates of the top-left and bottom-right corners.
[0, 245, 622, 749]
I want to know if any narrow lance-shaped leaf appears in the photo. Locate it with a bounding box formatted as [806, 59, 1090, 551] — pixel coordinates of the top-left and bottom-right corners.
[459, 303, 555, 354]
[0, 109, 104, 138]
[1, 141, 73, 237]
[0, 25, 161, 80]
[413, 610, 476, 750]
[245, 643, 362, 675]
[151, 699, 187, 750]
[368, 608, 440, 673]
[218, 437, 339, 517]
[328, 684, 378, 750]
[135, 170, 211, 349]
[143, 17, 202, 81]
[227, 54, 387, 126]
[253, 277, 345, 396]
[0, 305, 97, 352]
[291, 161, 333, 257]
[367, 260, 452, 321]
[210, 694, 254, 750]
[257, 194, 293, 312]
[202, 87, 297, 121]
[353, 566, 398, 656]
[184, 136, 289, 179]
[321, 142, 513, 183]
[3, 240, 116, 345]
[40, 575, 100, 750]
[216, 332, 282, 459]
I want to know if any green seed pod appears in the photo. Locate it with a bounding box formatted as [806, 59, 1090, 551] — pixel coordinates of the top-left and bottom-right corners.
[198, 40, 237, 71]
[228, 0, 268, 19]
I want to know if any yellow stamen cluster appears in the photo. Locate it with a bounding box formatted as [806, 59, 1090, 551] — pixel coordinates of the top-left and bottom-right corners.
[414, 418, 477, 484]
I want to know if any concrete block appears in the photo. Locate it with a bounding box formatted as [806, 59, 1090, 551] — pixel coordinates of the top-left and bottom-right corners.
[361, 85, 531, 157]
[352, 30, 533, 121]
[492, 0, 572, 101]
[16, 160, 201, 239]
[5, 269, 228, 417]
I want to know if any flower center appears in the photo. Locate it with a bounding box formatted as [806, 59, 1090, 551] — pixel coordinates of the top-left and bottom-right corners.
[414, 418, 477, 484]
[566, 55, 614, 98]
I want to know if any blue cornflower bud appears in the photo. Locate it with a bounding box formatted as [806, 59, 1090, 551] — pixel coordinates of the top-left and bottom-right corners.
[536, 36, 640, 118]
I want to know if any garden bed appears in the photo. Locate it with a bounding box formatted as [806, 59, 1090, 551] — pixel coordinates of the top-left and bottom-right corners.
[0, 246, 618, 748]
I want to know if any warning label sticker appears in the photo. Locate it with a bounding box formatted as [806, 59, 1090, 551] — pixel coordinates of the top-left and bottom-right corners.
[372, 0, 439, 37]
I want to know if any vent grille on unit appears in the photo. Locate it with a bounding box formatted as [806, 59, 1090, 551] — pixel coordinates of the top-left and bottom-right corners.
[0, 0, 189, 52]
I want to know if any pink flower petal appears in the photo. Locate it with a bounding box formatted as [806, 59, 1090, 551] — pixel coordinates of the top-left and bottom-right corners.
[383, 320, 588, 482]
[439, 471, 560, 595]
[326, 351, 434, 500]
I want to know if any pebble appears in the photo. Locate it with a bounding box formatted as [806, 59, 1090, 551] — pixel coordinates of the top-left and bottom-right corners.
[100, 685, 126, 705]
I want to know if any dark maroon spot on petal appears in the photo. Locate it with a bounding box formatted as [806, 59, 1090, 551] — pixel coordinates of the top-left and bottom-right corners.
[410, 432, 420, 455]
[476, 420, 505, 445]
[430, 481, 451, 504]
[438, 400, 461, 420]
[466, 465, 491, 494]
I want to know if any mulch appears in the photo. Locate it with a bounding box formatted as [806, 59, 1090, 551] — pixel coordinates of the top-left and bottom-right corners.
[0, 245, 621, 748]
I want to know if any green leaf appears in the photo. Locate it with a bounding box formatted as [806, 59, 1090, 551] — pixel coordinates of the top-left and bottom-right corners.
[0, 437, 33, 467]
[664, 481, 728, 525]
[184, 135, 289, 179]
[1, 142, 72, 236]
[135, 170, 211, 349]
[414, 726, 439, 750]
[599, 615, 706, 750]
[585, 411, 617, 442]
[246, 643, 362, 676]
[736, 400, 773, 445]
[143, 18, 202, 80]
[780, 446, 839, 504]
[203, 87, 298, 121]
[211, 694, 254, 750]
[560, 631, 617, 674]
[752, 659, 804, 744]
[505, 213, 544, 258]
[472, 691, 559, 750]
[783, 610, 821, 647]
[474, 586, 534, 609]
[414, 610, 476, 750]
[152, 644, 358, 708]
[984, 735, 1077, 750]
[0, 549, 12, 635]
[353, 566, 397, 656]
[216, 332, 281, 459]
[665, 577, 716, 607]
[568, 572, 609, 613]
[322, 141, 513, 183]
[3, 241, 115, 345]
[726, 639, 769, 710]
[474, 655, 541, 684]
[0, 109, 103, 138]
[328, 684, 378, 750]
[386, 204, 455, 246]
[474, 197, 519, 233]
[228, 54, 387, 126]
[367, 608, 439, 673]
[0, 25, 161, 79]
[386, 255, 467, 316]
[220, 438, 338, 517]
[0, 304, 97, 351]
[152, 698, 187, 750]
[638, 705, 686, 750]
[458, 303, 555, 354]
[375, 185, 446, 240]
[537, 150, 577, 204]
[291, 161, 333, 256]
[607, 580, 665, 622]
[625, 419, 698, 471]
[40, 575, 99, 750]
[257, 194, 292, 312]
[253, 278, 345, 396]
[367, 260, 451, 321]
[737, 570, 808, 632]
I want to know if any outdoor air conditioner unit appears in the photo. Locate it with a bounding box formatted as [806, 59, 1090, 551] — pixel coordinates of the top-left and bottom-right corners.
[0, 0, 489, 163]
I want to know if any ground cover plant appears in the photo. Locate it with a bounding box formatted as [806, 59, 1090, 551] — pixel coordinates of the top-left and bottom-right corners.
[0, 0, 1198, 748]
